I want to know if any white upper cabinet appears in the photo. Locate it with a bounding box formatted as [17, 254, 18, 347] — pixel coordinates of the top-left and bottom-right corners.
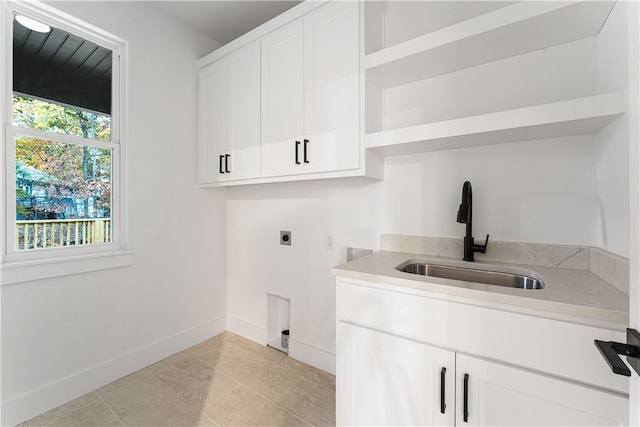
[262, 1, 360, 178]
[198, 42, 261, 183]
[198, 1, 382, 187]
[261, 20, 305, 177]
[198, 58, 228, 183]
[228, 43, 261, 181]
[303, 2, 360, 175]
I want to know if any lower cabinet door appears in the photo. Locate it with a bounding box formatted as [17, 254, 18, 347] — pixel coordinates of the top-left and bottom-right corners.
[337, 322, 455, 426]
[455, 353, 628, 426]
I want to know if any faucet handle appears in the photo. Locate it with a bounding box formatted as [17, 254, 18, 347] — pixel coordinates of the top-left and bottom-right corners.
[470, 234, 489, 256]
[480, 234, 489, 253]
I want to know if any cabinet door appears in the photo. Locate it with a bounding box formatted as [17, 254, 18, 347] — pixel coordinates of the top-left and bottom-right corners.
[304, 1, 360, 174]
[456, 354, 628, 426]
[198, 58, 228, 183]
[261, 20, 304, 178]
[227, 42, 261, 181]
[337, 322, 455, 426]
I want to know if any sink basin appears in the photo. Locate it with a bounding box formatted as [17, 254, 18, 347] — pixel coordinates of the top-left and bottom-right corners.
[395, 261, 545, 290]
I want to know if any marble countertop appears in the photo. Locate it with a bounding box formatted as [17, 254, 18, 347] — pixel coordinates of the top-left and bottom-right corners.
[332, 250, 629, 326]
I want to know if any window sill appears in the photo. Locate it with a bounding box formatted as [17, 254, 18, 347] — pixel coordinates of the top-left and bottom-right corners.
[1, 249, 134, 285]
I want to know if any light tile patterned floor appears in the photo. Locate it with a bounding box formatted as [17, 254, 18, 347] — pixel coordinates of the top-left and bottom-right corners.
[18, 332, 336, 427]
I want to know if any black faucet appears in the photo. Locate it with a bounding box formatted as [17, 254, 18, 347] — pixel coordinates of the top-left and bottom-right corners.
[456, 181, 489, 262]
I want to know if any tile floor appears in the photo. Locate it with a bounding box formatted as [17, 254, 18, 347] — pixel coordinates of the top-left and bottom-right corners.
[18, 332, 336, 427]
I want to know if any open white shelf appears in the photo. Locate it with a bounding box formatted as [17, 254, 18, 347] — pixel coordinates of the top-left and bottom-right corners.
[365, 1, 615, 88]
[364, 92, 625, 156]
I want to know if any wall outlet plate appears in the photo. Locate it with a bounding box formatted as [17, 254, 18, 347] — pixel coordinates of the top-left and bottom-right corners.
[325, 232, 334, 250]
[280, 230, 291, 246]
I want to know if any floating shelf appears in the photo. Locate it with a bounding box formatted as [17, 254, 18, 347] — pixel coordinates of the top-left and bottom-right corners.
[365, 1, 616, 88]
[364, 93, 625, 156]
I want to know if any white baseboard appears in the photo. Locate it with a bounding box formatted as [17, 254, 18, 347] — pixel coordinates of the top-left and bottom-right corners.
[2, 317, 226, 427]
[226, 315, 336, 375]
[226, 315, 266, 344]
[289, 338, 336, 375]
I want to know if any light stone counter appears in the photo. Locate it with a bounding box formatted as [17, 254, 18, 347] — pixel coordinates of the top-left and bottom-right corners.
[332, 245, 629, 328]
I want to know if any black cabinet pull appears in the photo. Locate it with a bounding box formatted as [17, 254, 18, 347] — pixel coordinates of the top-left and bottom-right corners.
[595, 328, 640, 377]
[303, 139, 310, 163]
[295, 141, 301, 164]
[225, 154, 230, 173]
[463, 373, 469, 422]
[440, 367, 446, 414]
[219, 155, 225, 174]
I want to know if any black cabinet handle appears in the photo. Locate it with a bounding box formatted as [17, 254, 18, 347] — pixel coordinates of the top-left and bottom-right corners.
[440, 367, 446, 414]
[463, 373, 469, 423]
[295, 141, 301, 165]
[595, 328, 640, 377]
[303, 139, 310, 163]
[219, 155, 225, 174]
[225, 154, 230, 173]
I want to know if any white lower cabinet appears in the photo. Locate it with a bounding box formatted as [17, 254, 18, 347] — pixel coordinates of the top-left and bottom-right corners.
[338, 322, 627, 426]
[337, 322, 455, 426]
[456, 354, 627, 426]
[336, 278, 629, 427]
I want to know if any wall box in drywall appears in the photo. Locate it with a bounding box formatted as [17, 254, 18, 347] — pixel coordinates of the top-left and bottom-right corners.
[267, 293, 290, 354]
[280, 230, 292, 246]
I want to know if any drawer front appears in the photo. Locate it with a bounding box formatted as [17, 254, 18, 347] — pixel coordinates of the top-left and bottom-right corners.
[337, 278, 628, 394]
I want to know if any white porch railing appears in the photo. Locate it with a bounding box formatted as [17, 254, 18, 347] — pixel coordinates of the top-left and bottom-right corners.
[16, 218, 111, 250]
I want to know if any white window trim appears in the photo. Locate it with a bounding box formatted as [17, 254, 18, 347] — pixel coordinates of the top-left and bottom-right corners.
[1, 0, 133, 285]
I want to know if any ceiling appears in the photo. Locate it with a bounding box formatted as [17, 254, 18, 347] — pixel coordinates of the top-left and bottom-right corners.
[13, 20, 112, 114]
[150, 1, 302, 45]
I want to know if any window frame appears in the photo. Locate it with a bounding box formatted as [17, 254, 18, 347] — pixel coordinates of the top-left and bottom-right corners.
[1, 0, 132, 284]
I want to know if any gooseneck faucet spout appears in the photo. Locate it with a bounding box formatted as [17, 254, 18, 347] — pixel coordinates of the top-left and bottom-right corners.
[456, 181, 489, 262]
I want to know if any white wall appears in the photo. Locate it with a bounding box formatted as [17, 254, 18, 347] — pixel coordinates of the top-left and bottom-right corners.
[596, 1, 630, 257]
[1, 3, 225, 425]
[226, 134, 601, 374]
[385, 37, 597, 129]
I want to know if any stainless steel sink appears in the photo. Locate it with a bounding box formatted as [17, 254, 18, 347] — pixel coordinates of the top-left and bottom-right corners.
[395, 261, 545, 290]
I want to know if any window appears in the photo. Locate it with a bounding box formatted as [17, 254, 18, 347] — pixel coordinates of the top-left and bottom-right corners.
[2, 1, 131, 282]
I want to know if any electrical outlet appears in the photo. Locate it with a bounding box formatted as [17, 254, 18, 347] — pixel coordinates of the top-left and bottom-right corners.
[280, 230, 291, 246]
[326, 232, 334, 250]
